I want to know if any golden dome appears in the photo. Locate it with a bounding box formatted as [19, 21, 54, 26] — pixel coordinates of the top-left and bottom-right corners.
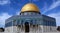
[21, 3, 40, 12]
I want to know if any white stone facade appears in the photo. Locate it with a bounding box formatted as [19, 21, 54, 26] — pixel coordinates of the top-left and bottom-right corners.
[0, 25, 59, 33]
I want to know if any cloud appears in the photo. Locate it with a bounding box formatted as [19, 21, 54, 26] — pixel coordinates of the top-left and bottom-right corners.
[16, 11, 20, 15]
[0, 13, 12, 27]
[48, 0, 60, 10]
[0, 0, 11, 5]
[42, 0, 60, 14]
[48, 12, 60, 26]
[41, 2, 48, 12]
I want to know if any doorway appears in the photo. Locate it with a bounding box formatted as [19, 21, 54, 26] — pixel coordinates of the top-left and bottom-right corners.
[25, 22, 29, 33]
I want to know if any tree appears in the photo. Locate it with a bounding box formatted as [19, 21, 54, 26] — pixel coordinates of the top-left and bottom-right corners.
[57, 26, 60, 31]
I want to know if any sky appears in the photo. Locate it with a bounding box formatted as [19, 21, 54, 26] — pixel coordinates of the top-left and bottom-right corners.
[0, 0, 60, 28]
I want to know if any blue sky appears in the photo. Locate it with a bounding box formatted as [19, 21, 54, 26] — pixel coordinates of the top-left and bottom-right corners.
[0, 0, 60, 28]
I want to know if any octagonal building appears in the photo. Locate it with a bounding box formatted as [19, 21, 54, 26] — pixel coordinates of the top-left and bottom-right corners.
[5, 3, 57, 33]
